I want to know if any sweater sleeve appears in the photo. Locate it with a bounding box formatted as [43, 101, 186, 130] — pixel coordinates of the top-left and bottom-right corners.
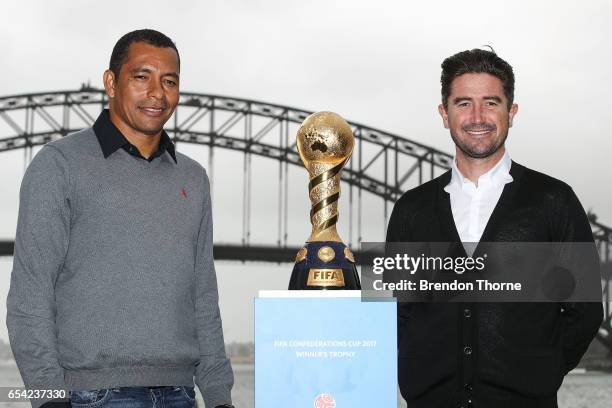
[557, 187, 603, 373]
[193, 169, 234, 407]
[6, 145, 70, 407]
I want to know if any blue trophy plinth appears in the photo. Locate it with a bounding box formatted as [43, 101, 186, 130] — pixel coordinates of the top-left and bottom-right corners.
[255, 291, 397, 407]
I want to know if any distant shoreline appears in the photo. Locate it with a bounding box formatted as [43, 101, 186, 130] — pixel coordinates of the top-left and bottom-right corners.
[2, 359, 612, 374]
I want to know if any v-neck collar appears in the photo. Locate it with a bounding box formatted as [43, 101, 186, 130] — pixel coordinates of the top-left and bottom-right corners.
[436, 171, 467, 258]
[436, 161, 525, 256]
[477, 161, 524, 244]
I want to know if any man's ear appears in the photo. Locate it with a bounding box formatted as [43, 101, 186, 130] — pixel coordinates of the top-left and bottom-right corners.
[438, 104, 450, 129]
[103, 69, 116, 99]
[508, 103, 518, 127]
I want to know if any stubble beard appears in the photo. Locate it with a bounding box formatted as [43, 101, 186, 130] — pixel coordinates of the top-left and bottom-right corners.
[133, 108, 175, 136]
[450, 128, 508, 159]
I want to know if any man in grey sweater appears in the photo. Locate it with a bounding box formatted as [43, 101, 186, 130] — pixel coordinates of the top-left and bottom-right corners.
[7, 29, 234, 408]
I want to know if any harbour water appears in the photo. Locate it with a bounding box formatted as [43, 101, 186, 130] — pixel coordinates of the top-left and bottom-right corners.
[1, 363, 610, 407]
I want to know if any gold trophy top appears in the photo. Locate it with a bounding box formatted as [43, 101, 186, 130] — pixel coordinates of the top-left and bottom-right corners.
[297, 112, 354, 242]
[297, 112, 354, 168]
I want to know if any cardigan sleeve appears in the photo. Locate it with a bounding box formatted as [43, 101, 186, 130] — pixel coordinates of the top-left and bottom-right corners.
[556, 187, 603, 373]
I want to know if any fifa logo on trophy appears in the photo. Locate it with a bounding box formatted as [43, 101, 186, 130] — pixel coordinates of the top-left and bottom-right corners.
[288, 112, 361, 290]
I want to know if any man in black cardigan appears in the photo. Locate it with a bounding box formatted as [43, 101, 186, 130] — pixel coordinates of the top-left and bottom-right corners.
[386, 49, 603, 408]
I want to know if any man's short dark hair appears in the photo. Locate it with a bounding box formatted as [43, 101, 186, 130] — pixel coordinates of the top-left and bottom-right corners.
[441, 48, 514, 110]
[109, 29, 180, 78]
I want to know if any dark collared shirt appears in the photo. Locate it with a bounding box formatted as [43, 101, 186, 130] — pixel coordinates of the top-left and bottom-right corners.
[93, 109, 177, 163]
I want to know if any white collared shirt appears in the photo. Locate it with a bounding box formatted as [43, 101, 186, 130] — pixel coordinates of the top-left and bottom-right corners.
[443, 151, 514, 244]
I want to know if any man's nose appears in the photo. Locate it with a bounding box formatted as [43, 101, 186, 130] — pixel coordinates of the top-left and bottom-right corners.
[147, 78, 164, 99]
[469, 104, 485, 123]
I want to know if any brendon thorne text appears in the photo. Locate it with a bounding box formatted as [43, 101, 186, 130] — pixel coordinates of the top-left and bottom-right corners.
[373, 279, 521, 292]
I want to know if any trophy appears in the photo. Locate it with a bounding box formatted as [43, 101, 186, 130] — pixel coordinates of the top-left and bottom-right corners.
[288, 112, 361, 290]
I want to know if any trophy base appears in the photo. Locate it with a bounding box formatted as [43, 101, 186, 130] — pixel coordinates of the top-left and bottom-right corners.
[288, 241, 361, 290]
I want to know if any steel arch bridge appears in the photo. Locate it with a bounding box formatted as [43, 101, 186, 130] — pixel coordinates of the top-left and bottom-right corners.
[0, 87, 611, 350]
[0, 86, 455, 251]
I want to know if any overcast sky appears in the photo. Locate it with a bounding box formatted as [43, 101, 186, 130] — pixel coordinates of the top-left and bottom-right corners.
[1, 0, 611, 342]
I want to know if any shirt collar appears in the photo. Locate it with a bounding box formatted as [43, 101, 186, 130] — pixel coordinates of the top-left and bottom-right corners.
[445, 150, 513, 192]
[93, 109, 177, 163]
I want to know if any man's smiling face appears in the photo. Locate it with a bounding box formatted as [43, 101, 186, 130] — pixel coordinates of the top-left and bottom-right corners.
[104, 41, 180, 138]
[439, 72, 518, 159]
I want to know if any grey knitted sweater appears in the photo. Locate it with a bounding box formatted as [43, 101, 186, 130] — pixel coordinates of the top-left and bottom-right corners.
[6, 127, 233, 407]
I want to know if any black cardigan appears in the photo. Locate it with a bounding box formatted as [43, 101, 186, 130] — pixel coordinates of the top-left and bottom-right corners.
[386, 161, 603, 408]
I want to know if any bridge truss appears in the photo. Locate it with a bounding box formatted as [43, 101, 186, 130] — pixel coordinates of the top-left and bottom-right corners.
[0, 87, 453, 246]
